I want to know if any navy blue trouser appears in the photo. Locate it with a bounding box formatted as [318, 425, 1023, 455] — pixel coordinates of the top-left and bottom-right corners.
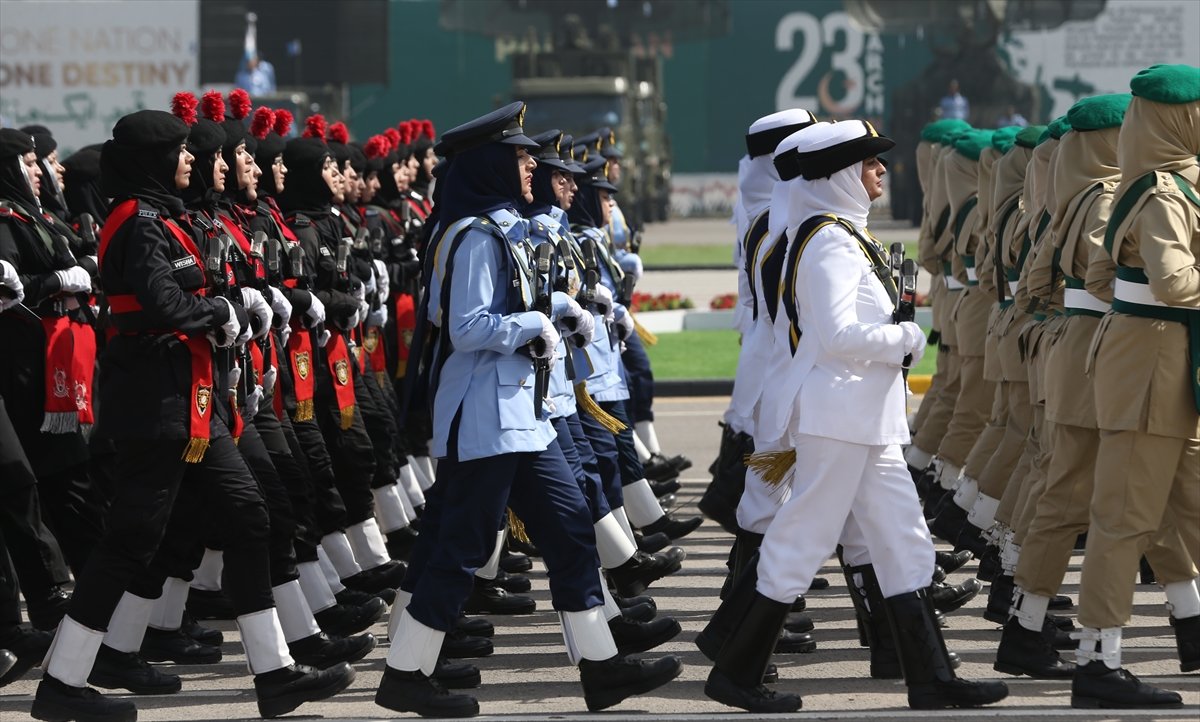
[621, 332, 654, 423]
[600, 400, 645, 487]
[402, 435, 603, 632]
[575, 405, 626, 513]
[553, 415, 611, 523]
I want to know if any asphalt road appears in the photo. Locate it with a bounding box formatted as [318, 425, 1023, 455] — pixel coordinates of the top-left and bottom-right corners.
[2, 396, 1197, 721]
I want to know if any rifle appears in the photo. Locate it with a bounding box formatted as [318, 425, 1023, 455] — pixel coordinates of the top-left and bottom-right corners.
[74, 213, 98, 323]
[618, 274, 636, 308]
[530, 242, 554, 414]
[553, 238, 578, 381]
[892, 250, 918, 375]
[579, 237, 616, 348]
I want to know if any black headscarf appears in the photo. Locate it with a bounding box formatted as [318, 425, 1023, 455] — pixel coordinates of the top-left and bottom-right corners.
[410, 136, 434, 196]
[437, 143, 521, 224]
[180, 118, 226, 209]
[62, 145, 108, 222]
[100, 109, 190, 217]
[523, 161, 558, 218]
[0, 128, 40, 210]
[277, 137, 334, 215]
[28, 132, 69, 217]
[567, 181, 605, 229]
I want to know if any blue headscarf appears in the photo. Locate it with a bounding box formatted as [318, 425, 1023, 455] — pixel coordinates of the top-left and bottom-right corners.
[437, 142, 522, 224]
[567, 180, 604, 229]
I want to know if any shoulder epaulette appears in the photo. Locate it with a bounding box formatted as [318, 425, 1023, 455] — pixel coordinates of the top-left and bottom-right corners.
[364, 208, 379, 217]
[291, 213, 312, 228]
[188, 212, 213, 232]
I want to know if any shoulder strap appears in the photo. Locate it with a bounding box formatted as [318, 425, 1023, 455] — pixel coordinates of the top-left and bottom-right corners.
[759, 232, 789, 324]
[1171, 172, 1200, 210]
[952, 195, 980, 248]
[1103, 171, 1157, 257]
[743, 209, 771, 317]
[780, 214, 839, 356]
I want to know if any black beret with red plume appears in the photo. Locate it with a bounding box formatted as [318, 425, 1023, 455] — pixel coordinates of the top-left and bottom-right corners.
[171, 92, 198, 126]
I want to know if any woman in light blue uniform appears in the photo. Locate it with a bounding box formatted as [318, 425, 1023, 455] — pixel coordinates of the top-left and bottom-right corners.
[374, 103, 682, 719]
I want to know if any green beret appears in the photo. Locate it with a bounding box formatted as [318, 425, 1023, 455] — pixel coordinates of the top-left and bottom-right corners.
[1047, 115, 1072, 140]
[1130, 64, 1200, 104]
[990, 126, 1021, 154]
[953, 129, 994, 161]
[920, 118, 972, 144]
[1067, 93, 1132, 131]
[1015, 125, 1047, 149]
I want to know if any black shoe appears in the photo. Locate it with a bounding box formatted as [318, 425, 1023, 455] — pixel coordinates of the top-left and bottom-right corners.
[984, 574, 1015, 624]
[1049, 594, 1073, 610]
[634, 531, 671, 554]
[462, 579, 535, 615]
[26, 586, 71, 632]
[1139, 555, 1157, 585]
[0, 650, 14, 683]
[344, 560, 407, 595]
[930, 578, 982, 614]
[32, 675, 137, 722]
[619, 602, 657, 624]
[579, 654, 683, 712]
[609, 551, 682, 598]
[660, 452, 693, 473]
[955, 524, 989, 559]
[180, 611, 223, 646]
[492, 569, 531, 594]
[641, 513, 703, 541]
[933, 565, 947, 583]
[993, 618, 1074, 678]
[0, 626, 52, 686]
[915, 464, 939, 502]
[499, 551, 532, 574]
[809, 576, 830, 591]
[697, 495, 740, 536]
[791, 595, 806, 612]
[1174, 614, 1200, 673]
[140, 627, 222, 664]
[930, 499, 969, 544]
[314, 598, 387, 637]
[705, 666, 801, 713]
[1071, 660, 1183, 709]
[936, 549, 974, 575]
[255, 662, 355, 718]
[609, 615, 681, 655]
[650, 479, 681, 498]
[376, 666, 479, 718]
[643, 454, 680, 483]
[89, 645, 182, 695]
[976, 545, 1001, 582]
[336, 585, 392, 608]
[616, 594, 656, 613]
[1048, 613, 1075, 631]
[774, 630, 817, 654]
[507, 536, 541, 558]
[434, 658, 481, 690]
[784, 613, 814, 634]
[442, 629, 493, 659]
[186, 587, 235, 620]
[386, 526, 420, 561]
[762, 662, 779, 684]
[454, 615, 494, 639]
[290, 632, 376, 669]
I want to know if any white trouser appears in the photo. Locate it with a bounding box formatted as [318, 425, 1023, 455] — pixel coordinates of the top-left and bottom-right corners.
[735, 434, 791, 534]
[757, 435, 934, 602]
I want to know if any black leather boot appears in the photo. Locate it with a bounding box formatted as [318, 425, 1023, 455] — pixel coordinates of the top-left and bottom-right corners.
[929, 499, 968, 544]
[955, 523, 989, 559]
[289, 632, 377, 669]
[619, 602, 657, 623]
[255, 662, 355, 718]
[976, 544, 1001, 582]
[930, 578, 983, 613]
[88, 644, 182, 695]
[785, 613, 814, 634]
[186, 588, 235, 620]
[454, 614, 494, 638]
[984, 574, 1015, 624]
[32, 675, 137, 722]
[609, 550, 682, 598]
[703, 592, 800, 713]
[1173, 614, 1199, 673]
[844, 563, 901, 679]
[462, 577, 535, 615]
[0, 650, 14, 683]
[1072, 660, 1182, 709]
[695, 552, 760, 661]
[499, 550, 532, 574]
[936, 549, 974, 575]
[886, 589, 1008, 709]
[441, 628, 493, 659]
[140, 626, 222, 664]
[314, 598, 387, 637]
[634, 530, 671, 554]
[608, 615, 681, 655]
[492, 569, 531, 593]
[993, 618, 1073, 678]
[641, 513, 703, 541]
[774, 630, 817, 654]
[376, 665, 479, 717]
[434, 658, 481, 690]
[643, 454, 680, 483]
[616, 593, 656, 613]
[344, 560, 407, 595]
[0, 626, 52, 686]
[26, 585, 71, 632]
[180, 611, 223, 646]
[698, 424, 750, 535]
[579, 653, 683, 712]
[731, 531, 763, 584]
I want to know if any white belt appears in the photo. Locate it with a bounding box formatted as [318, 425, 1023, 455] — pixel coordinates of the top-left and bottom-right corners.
[1008, 280, 1019, 295]
[945, 276, 965, 291]
[1063, 288, 1110, 314]
[966, 267, 978, 282]
[1113, 278, 1195, 310]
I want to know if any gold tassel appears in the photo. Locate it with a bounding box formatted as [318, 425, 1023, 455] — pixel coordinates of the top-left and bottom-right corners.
[632, 315, 658, 346]
[294, 399, 314, 422]
[574, 383, 626, 433]
[182, 437, 210, 464]
[744, 449, 796, 487]
[394, 359, 408, 379]
[507, 508, 530, 544]
[340, 405, 356, 430]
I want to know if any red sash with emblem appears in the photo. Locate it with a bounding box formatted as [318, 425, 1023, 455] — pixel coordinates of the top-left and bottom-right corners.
[287, 327, 315, 421]
[393, 292, 415, 378]
[325, 332, 356, 429]
[39, 315, 79, 433]
[363, 325, 388, 386]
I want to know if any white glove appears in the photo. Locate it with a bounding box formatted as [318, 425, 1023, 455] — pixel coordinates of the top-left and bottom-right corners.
[267, 286, 292, 330]
[240, 287, 272, 341]
[280, 324, 291, 348]
[262, 364, 277, 393]
[614, 311, 634, 341]
[243, 384, 264, 419]
[351, 279, 366, 302]
[531, 313, 560, 360]
[899, 321, 926, 368]
[373, 259, 390, 300]
[227, 365, 242, 391]
[357, 299, 369, 322]
[361, 270, 376, 300]
[367, 304, 388, 328]
[570, 306, 595, 346]
[0, 260, 25, 311]
[305, 293, 326, 326]
[54, 265, 92, 294]
[208, 296, 242, 348]
[346, 308, 362, 330]
[317, 327, 331, 348]
[591, 283, 615, 321]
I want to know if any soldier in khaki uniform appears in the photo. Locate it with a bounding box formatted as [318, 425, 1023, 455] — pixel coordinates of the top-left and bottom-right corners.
[1070, 64, 1200, 710]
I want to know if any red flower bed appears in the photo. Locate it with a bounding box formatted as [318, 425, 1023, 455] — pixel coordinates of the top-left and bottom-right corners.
[709, 293, 737, 310]
[630, 292, 695, 312]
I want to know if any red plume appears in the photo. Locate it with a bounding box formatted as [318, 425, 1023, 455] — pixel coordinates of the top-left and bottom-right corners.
[228, 88, 252, 120]
[327, 121, 350, 144]
[383, 127, 400, 151]
[364, 134, 389, 160]
[302, 114, 327, 140]
[272, 109, 293, 137]
[171, 92, 198, 126]
[201, 91, 225, 123]
[250, 107, 274, 140]
[399, 121, 414, 144]
[422, 120, 435, 140]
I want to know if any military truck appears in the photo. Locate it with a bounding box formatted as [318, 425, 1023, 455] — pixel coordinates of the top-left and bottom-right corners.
[513, 49, 671, 228]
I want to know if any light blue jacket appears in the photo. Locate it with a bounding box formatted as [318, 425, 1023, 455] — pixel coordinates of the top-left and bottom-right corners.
[564, 222, 628, 403]
[529, 210, 579, 420]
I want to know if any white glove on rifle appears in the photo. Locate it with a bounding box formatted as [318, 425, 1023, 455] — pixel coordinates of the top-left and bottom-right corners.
[53, 265, 92, 294]
[305, 293, 326, 327]
[591, 283, 615, 322]
[367, 304, 388, 328]
[0, 260, 25, 311]
[373, 259, 390, 301]
[208, 296, 242, 348]
[227, 365, 242, 391]
[243, 384, 264, 419]
[899, 321, 926, 368]
[570, 306, 595, 346]
[240, 287, 272, 341]
[531, 313, 560, 360]
[262, 364, 277, 394]
[317, 328, 331, 348]
[267, 286, 292, 330]
[614, 310, 634, 341]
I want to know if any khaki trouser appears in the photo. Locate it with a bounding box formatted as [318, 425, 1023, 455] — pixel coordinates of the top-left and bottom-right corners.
[1078, 431, 1200, 628]
[912, 346, 947, 434]
[978, 381, 1029, 502]
[936, 355, 995, 468]
[1011, 411, 1049, 543]
[913, 349, 962, 455]
[962, 382, 1008, 481]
